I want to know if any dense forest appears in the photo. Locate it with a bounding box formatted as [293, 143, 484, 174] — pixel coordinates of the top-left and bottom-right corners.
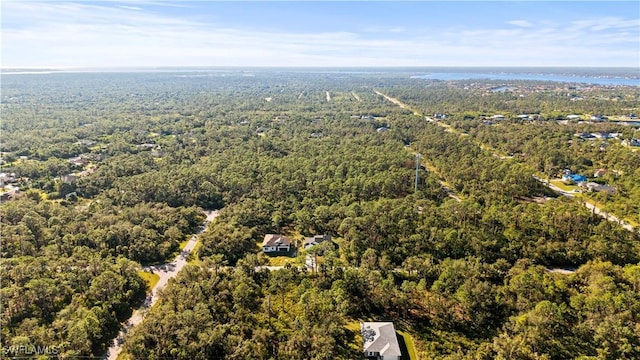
[1, 70, 639, 359]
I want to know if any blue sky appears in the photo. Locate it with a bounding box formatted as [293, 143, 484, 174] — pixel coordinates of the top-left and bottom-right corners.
[2, 1, 639, 68]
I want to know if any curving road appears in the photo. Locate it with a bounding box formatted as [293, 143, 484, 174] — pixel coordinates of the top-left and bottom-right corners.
[104, 210, 219, 360]
[534, 176, 635, 232]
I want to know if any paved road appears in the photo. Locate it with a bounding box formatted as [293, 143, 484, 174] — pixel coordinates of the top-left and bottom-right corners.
[533, 176, 635, 232]
[104, 210, 219, 360]
[583, 201, 634, 232]
[376, 88, 636, 233]
[374, 90, 421, 116]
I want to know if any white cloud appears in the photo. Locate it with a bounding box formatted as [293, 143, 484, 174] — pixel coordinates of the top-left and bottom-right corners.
[118, 5, 143, 11]
[508, 20, 532, 28]
[1, 1, 638, 67]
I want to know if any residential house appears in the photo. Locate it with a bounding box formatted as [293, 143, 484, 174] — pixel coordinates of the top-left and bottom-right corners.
[433, 113, 447, 120]
[67, 156, 90, 167]
[75, 139, 97, 147]
[60, 174, 78, 183]
[262, 234, 293, 253]
[136, 143, 156, 149]
[361, 322, 402, 360]
[0, 184, 20, 201]
[591, 132, 616, 139]
[575, 132, 595, 139]
[593, 169, 607, 178]
[0, 173, 16, 186]
[622, 139, 640, 147]
[562, 174, 587, 183]
[581, 182, 616, 195]
[303, 234, 332, 250]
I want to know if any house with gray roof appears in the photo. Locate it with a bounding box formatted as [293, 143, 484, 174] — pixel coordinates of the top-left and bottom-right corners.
[361, 322, 402, 360]
[262, 234, 293, 253]
[303, 234, 331, 250]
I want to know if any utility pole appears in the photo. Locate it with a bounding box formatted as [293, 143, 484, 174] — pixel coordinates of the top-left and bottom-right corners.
[415, 153, 421, 192]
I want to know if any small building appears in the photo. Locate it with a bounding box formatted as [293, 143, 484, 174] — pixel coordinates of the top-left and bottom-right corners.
[491, 114, 505, 120]
[622, 139, 640, 147]
[376, 127, 389, 133]
[575, 132, 595, 139]
[582, 182, 616, 195]
[0, 173, 16, 186]
[303, 234, 332, 250]
[593, 169, 607, 178]
[361, 322, 402, 360]
[562, 174, 587, 183]
[567, 114, 581, 120]
[262, 234, 293, 253]
[67, 156, 90, 167]
[592, 132, 612, 139]
[60, 174, 78, 183]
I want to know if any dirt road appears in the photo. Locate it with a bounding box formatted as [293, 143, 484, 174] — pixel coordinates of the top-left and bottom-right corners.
[104, 210, 219, 360]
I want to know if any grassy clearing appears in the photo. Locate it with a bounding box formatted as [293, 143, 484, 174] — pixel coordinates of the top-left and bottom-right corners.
[550, 180, 578, 192]
[188, 241, 202, 264]
[397, 330, 419, 360]
[267, 256, 296, 266]
[137, 271, 160, 293]
[179, 237, 191, 250]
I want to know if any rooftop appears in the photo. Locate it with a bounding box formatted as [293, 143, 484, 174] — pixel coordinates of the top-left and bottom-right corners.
[361, 322, 401, 357]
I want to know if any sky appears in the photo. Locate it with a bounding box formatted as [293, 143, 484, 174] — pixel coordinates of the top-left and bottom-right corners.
[2, 1, 639, 68]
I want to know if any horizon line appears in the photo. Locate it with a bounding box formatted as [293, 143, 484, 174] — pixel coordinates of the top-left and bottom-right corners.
[3, 65, 639, 70]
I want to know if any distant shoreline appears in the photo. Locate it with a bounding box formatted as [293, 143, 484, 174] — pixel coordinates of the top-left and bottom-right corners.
[2, 67, 639, 85]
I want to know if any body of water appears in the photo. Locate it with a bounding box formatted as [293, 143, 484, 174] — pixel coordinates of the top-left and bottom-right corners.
[410, 73, 639, 86]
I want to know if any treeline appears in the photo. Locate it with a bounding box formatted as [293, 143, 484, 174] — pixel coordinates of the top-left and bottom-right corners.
[0, 196, 203, 357]
[1, 249, 146, 357]
[121, 256, 640, 359]
[123, 262, 359, 359]
[381, 80, 640, 117]
[455, 119, 640, 224]
[1, 196, 203, 262]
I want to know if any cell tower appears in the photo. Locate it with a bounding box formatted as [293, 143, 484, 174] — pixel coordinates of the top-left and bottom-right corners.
[415, 153, 421, 192]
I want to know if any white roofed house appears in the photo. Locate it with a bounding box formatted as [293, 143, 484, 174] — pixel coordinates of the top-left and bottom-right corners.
[361, 322, 402, 360]
[262, 234, 293, 254]
[303, 234, 332, 250]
